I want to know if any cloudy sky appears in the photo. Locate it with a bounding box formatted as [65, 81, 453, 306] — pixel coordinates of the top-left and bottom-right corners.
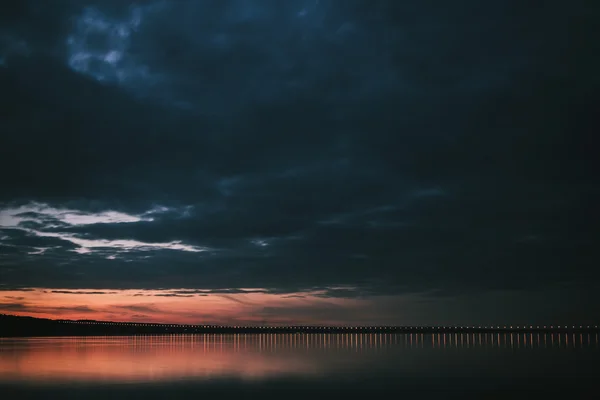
[0, 0, 598, 326]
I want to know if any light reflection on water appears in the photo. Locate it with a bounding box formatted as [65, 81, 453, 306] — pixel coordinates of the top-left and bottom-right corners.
[0, 333, 598, 385]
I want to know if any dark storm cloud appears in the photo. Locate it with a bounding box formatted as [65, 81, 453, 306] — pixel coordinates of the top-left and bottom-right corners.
[0, 0, 598, 311]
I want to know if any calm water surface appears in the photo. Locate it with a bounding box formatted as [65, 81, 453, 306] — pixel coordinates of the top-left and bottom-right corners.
[1, 333, 598, 399]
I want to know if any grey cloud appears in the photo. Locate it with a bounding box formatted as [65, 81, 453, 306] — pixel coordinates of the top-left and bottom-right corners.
[0, 302, 29, 312]
[114, 304, 158, 314]
[50, 290, 116, 295]
[218, 294, 254, 306]
[0, 302, 97, 315]
[129, 314, 150, 320]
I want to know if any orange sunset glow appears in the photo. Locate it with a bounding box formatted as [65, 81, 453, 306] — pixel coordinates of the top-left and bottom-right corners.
[0, 288, 388, 326]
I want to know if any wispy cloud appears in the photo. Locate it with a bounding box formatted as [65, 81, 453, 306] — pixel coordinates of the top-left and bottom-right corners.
[0, 302, 98, 315]
[0, 202, 153, 226]
[50, 290, 116, 295]
[35, 232, 207, 254]
[0, 202, 207, 255]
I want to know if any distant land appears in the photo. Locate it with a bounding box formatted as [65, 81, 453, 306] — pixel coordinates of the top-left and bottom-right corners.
[1, 314, 598, 337]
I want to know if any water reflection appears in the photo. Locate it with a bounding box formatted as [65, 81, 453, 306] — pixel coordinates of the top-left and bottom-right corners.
[0, 333, 597, 384]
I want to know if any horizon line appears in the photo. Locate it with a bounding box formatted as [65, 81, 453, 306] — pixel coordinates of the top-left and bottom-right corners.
[2, 314, 598, 331]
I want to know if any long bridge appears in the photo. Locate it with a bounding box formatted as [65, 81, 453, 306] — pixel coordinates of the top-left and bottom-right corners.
[1, 314, 597, 336]
[55, 321, 600, 334]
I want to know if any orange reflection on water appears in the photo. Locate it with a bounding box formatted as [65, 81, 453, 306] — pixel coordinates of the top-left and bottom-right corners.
[0, 336, 334, 384]
[0, 333, 595, 385]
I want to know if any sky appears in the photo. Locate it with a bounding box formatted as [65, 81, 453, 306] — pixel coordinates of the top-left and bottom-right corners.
[0, 0, 598, 326]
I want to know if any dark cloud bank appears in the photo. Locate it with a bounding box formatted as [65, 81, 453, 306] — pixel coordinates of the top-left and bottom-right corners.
[0, 1, 598, 317]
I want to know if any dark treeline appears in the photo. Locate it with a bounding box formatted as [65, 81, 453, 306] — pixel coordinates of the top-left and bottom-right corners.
[1, 314, 598, 337]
